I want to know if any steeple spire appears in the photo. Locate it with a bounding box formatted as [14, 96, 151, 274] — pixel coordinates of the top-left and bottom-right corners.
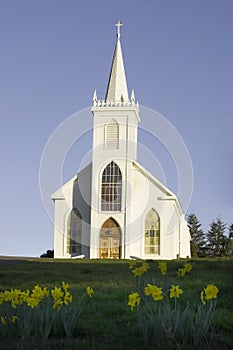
[105, 21, 129, 102]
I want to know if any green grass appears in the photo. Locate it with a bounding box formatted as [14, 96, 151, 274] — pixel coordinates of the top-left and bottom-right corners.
[0, 257, 232, 349]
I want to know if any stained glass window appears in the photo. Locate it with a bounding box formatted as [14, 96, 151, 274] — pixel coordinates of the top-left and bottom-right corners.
[144, 209, 160, 255]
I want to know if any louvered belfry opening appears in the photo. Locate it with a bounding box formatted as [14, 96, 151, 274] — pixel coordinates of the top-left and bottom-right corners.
[101, 161, 122, 211]
[106, 119, 119, 149]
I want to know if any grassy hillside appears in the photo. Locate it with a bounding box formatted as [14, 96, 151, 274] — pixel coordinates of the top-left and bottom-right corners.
[0, 258, 232, 349]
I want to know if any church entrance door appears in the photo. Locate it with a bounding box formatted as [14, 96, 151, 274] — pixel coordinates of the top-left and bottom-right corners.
[99, 218, 121, 259]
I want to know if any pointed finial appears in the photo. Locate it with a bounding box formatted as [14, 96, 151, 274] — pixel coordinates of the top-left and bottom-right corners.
[115, 20, 123, 39]
[131, 89, 135, 101]
[93, 89, 97, 101]
[93, 89, 97, 106]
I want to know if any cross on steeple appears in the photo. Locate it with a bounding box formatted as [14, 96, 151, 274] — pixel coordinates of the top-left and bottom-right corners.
[115, 20, 123, 39]
[105, 20, 128, 102]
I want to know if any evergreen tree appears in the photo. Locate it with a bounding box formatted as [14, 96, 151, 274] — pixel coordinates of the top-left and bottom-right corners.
[225, 223, 233, 256]
[206, 218, 227, 257]
[229, 223, 233, 239]
[187, 213, 206, 257]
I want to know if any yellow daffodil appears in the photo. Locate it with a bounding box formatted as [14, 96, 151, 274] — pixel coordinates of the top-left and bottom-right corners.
[158, 261, 167, 275]
[3, 290, 11, 302]
[132, 266, 146, 277]
[201, 284, 219, 304]
[62, 282, 70, 291]
[64, 292, 73, 305]
[152, 288, 163, 301]
[142, 261, 150, 270]
[21, 290, 30, 303]
[129, 260, 137, 269]
[169, 285, 183, 298]
[51, 287, 64, 301]
[27, 297, 41, 308]
[144, 284, 163, 300]
[31, 285, 44, 299]
[177, 268, 186, 277]
[204, 284, 219, 300]
[42, 287, 49, 298]
[177, 263, 192, 277]
[184, 263, 192, 272]
[1, 316, 6, 326]
[144, 283, 156, 296]
[11, 316, 18, 324]
[8, 289, 21, 308]
[132, 267, 141, 277]
[53, 299, 63, 309]
[127, 292, 140, 310]
[86, 287, 94, 298]
[51, 286, 64, 309]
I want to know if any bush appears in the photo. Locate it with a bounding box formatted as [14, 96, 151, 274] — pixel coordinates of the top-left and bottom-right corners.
[40, 250, 54, 258]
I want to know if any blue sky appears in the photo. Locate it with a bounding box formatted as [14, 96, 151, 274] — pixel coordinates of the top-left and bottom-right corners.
[0, 0, 232, 256]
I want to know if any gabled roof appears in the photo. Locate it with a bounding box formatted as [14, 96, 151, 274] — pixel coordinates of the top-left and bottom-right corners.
[105, 22, 129, 102]
[132, 161, 184, 216]
[51, 163, 92, 200]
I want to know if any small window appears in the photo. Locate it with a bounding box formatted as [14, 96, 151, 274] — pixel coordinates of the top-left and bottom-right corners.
[105, 119, 119, 149]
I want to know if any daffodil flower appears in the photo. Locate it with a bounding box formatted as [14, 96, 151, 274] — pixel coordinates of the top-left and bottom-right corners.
[184, 263, 192, 272]
[62, 282, 70, 291]
[177, 268, 186, 277]
[158, 261, 167, 275]
[86, 287, 94, 298]
[200, 284, 219, 304]
[11, 315, 18, 324]
[127, 292, 140, 310]
[1, 316, 6, 326]
[169, 285, 183, 298]
[129, 260, 137, 269]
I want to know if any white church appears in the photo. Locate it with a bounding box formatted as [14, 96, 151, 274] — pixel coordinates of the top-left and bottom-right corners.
[52, 22, 191, 260]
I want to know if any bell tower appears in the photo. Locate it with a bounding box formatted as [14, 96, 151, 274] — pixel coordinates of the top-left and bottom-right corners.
[90, 21, 140, 258]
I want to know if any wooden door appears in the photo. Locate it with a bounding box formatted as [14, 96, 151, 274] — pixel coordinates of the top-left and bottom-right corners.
[99, 218, 121, 259]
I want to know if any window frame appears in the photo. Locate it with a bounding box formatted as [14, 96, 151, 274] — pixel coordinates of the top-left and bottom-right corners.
[144, 209, 160, 255]
[101, 161, 122, 212]
[66, 208, 82, 256]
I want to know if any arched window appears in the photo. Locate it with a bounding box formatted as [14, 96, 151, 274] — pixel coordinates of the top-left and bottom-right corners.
[66, 208, 82, 256]
[101, 161, 122, 211]
[144, 209, 160, 255]
[105, 119, 119, 149]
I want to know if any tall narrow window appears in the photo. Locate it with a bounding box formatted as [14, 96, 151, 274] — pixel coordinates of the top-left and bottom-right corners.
[106, 119, 119, 149]
[101, 161, 122, 211]
[67, 208, 82, 256]
[144, 209, 160, 255]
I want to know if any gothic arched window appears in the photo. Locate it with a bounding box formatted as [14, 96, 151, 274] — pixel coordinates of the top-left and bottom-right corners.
[144, 209, 160, 255]
[66, 208, 82, 256]
[105, 119, 119, 149]
[101, 161, 122, 211]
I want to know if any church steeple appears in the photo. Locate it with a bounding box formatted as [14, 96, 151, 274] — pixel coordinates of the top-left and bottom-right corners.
[105, 21, 129, 102]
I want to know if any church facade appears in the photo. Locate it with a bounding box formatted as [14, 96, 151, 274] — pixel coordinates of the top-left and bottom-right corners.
[52, 22, 191, 260]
